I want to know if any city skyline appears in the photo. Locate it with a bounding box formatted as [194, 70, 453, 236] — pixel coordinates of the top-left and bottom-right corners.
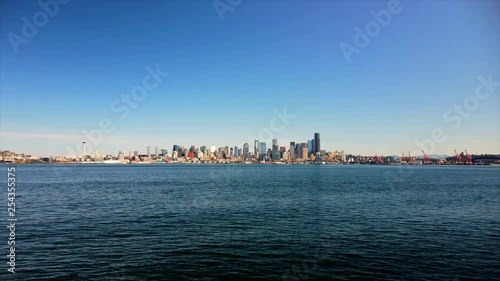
[1, 1, 499, 156]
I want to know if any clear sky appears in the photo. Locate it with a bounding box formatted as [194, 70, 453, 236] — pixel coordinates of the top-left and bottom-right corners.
[1, 0, 499, 156]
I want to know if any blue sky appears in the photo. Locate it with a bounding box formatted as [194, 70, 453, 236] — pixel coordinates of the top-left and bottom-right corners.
[1, 0, 499, 156]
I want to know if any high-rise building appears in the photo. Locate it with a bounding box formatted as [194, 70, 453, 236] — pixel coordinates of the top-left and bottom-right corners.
[254, 139, 259, 156]
[308, 139, 313, 156]
[134, 151, 139, 157]
[279, 146, 286, 158]
[243, 143, 249, 158]
[289, 142, 295, 160]
[155, 146, 159, 157]
[272, 139, 280, 160]
[302, 146, 308, 160]
[147, 146, 151, 156]
[259, 142, 267, 156]
[314, 133, 320, 154]
[234, 146, 239, 158]
[300, 143, 307, 159]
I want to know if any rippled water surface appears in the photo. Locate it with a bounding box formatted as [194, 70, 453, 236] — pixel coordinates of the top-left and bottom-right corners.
[2, 164, 500, 280]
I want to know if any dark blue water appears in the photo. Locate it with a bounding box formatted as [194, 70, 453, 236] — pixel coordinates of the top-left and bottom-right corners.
[1, 164, 499, 280]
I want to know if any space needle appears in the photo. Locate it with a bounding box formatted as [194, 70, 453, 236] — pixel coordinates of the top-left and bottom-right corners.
[82, 141, 87, 160]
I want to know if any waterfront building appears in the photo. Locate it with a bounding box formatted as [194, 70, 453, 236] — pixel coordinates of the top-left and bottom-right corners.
[254, 139, 259, 156]
[155, 146, 159, 157]
[234, 146, 239, 158]
[282, 151, 288, 161]
[147, 146, 150, 156]
[134, 151, 139, 157]
[196, 150, 204, 159]
[308, 139, 313, 156]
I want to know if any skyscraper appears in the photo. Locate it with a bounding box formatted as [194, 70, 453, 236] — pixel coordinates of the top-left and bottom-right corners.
[147, 146, 150, 156]
[300, 143, 307, 159]
[302, 146, 308, 160]
[289, 142, 295, 160]
[234, 146, 240, 158]
[314, 133, 320, 154]
[243, 143, 249, 158]
[173, 145, 180, 152]
[254, 139, 259, 156]
[272, 139, 280, 160]
[259, 142, 267, 156]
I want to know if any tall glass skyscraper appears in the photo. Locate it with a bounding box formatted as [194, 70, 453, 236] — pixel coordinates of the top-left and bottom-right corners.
[243, 143, 249, 158]
[254, 139, 259, 156]
[259, 142, 267, 156]
[272, 139, 280, 160]
[314, 133, 320, 154]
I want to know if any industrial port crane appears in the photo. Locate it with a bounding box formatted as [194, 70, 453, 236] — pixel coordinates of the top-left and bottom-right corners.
[454, 150, 462, 165]
[422, 150, 430, 165]
[465, 150, 472, 165]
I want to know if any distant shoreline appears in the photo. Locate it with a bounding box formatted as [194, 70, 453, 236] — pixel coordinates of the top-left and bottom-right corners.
[2, 162, 499, 167]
